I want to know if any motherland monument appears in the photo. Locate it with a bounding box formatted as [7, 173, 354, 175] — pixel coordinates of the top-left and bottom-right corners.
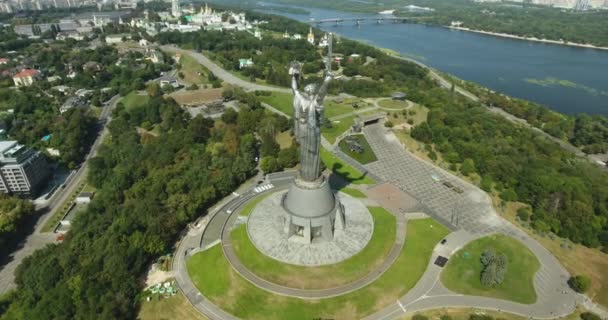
[282, 32, 346, 244]
[246, 33, 372, 266]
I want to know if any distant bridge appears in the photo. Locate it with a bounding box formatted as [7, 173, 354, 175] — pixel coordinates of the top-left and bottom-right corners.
[308, 17, 413, 26]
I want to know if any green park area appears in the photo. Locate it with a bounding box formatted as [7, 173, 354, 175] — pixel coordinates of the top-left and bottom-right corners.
[178, 54, 209, 85]
[138, 291, 208, 320]
[324, 98, 372, 119]
[441, 234, 540, 304]
[120, 92, 150, 111]
[230, 207, 396, 289]
[187, 218, 449, 320]
[257, 92, 294, 116]
[320, 148, 375, 185]
[322, 115, 356, 144]
[378, 98, 410, 110]
[338, 134, 378, 165]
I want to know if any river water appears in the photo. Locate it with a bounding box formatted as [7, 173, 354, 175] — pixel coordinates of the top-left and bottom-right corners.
[259, 3, 608, 116]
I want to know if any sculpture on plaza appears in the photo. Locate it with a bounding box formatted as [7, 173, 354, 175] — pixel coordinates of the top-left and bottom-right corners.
[282, 33, 346, 244]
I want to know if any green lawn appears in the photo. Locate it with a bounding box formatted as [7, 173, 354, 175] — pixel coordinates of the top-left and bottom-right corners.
[378, 99, 410, 110]
[238, 193, 272, 217]
[137, 291, 208, 320]
[179, 54, 209, 85]
[120, 92, 150, 111]
[324, 100, 357, 119]
[321, 148, 375, 185]
[338, 134, 378, 165]
[339, 188, 367, 198]
[231, 207, 395, 289]
[257, 92, 294, 116]
[441, 234, 540, 304]
[187, 218, 449, 320]
[322, 115, 356, 144]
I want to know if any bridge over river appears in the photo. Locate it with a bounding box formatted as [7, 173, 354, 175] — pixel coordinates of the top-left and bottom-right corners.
[309, 17, 413, 25]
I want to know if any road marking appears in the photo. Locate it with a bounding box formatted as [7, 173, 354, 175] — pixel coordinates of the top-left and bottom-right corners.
[397, 300, 407, 312]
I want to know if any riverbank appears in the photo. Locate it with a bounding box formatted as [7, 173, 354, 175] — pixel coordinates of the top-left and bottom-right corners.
[448, 26, 608, 51]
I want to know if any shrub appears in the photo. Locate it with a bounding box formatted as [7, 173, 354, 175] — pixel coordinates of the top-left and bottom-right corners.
[469, 315, 494, 320]
[480, 249, 508, 286]
[440, 315, 453, 320]
[260, 156, 281, 173]
[516, 208, 531, 221]
[580, 312, 601, 320]
[568, 275, 591, 293]
[412, 315, 429, 320]
[384, 120, 394, 128]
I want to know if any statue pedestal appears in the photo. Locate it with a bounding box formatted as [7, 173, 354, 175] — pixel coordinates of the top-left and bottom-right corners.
[281, 176, 345, 244]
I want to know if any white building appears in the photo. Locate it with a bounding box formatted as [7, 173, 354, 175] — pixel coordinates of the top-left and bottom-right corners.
[190, 3, 222, 25]
[0, 141, 49, 196]
[105, 34, 130, 44]
[319, 33, 330, 48]
[75, 192, 94, 204]
[171, 0, 181, 17]
[12, 69, 40, 87]
[307, 28, 315, 45]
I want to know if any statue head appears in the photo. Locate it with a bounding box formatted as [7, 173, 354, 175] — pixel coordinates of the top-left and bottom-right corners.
[304, 83, 318, 95]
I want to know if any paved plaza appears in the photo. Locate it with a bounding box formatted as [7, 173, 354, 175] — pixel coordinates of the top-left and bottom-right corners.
[247, 191, 373, 266]
[359, 123, 577, 319]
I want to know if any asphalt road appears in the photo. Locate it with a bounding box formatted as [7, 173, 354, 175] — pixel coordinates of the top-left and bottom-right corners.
[160, 45, 291, 94]
[0, 94, 120, 295]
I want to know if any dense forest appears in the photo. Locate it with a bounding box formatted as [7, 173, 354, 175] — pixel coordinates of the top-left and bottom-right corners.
[0, 195, 35, 257]
[403, 0, 608, 47]
[0, 89, 293, 318]
[459, 80, 608, 153]
[410, 85, 608, 248]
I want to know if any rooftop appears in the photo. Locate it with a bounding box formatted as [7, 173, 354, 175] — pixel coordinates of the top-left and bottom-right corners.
[13, 69, 39, 78]
[0, 141, 17, 153]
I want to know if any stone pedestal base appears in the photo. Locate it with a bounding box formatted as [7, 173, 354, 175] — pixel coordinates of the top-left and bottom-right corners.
[281, 177, 344, 244]
[246, 191, 373, 266]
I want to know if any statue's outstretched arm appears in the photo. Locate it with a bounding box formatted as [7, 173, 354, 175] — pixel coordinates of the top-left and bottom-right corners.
[291, 73, 299, 94]
[317, 73, 333, 102]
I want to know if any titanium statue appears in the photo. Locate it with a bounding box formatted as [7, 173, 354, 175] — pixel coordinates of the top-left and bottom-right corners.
[289, 33, 334, 182]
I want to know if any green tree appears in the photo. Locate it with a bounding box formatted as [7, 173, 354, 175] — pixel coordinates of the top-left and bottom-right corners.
[260, 156, 280, 173]
[460, 158, 476, 176]
[568, 275, 591, 293]
[278, 146, 299, 168]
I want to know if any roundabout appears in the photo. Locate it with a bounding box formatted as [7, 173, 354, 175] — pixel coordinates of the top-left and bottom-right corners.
[186, 207, 449, 320]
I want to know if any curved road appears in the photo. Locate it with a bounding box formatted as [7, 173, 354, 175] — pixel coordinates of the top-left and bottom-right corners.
[167, 47, 605, 319]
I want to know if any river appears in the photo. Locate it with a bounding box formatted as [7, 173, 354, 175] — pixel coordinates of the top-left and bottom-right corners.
[259, 3, 608, 116]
